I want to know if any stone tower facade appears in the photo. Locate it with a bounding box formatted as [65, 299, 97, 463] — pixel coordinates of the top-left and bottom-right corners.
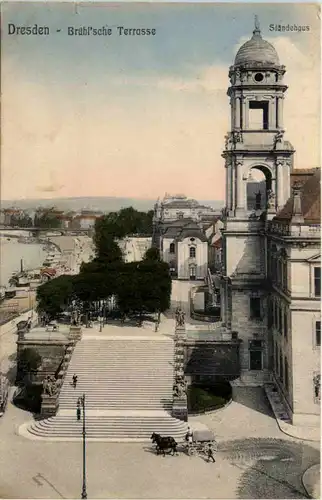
[221, 19, 295, 384]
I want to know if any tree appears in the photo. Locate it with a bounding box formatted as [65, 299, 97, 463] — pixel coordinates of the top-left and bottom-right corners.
[94, 217, 124, 262]
[19, 348, 42, 373]
[34, 208, 61, 229]
[36, 275, 75, 319]
[10, 213, 33, 228]
[143, 247, 161, 261]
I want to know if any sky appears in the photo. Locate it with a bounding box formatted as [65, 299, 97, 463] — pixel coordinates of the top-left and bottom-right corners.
[1, 2, 320, 202]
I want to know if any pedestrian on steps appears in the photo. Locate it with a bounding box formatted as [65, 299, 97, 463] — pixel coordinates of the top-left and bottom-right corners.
[76, 400, 81, 421]
[206, 443, 216, 463]
[72, 374, 78, 389]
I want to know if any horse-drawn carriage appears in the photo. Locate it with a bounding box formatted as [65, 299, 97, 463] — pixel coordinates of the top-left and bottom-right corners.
[151, 430, 217, 458]
[186, 430, 217, 457]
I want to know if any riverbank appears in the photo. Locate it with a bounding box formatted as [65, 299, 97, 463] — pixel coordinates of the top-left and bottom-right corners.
[0, 292, 37, 326]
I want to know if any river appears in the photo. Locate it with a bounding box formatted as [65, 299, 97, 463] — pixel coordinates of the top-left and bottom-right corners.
[0, 237, 47, 286]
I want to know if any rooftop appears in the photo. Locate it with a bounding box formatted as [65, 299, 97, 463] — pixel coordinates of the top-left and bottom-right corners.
[275, 168, 321, 224]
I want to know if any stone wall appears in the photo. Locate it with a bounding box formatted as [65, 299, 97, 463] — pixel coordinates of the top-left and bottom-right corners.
[185, 341, 241, 383]
[16, 340, 69, 384]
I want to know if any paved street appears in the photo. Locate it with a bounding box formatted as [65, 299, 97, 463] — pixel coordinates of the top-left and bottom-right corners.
[0, 280, 319, 498]
[0, 384, 318, 499]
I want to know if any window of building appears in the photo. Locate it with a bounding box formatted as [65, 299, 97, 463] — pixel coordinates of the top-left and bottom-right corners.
[284, 357, 289, 392]
[283, 261, 288, 290]
[189, 265, 196, 281]
[279, 352, 283, 382]
[249, 350, 262, 370]
[169, 243, 175, 254]
[314, 267, 321, 297]
[274, 342, 278, 374]
[249, 340, 263, 371]
[284, 310, 288, 339]
[249, 101, 269, 130]
[250, 297, 261, 319]
[189, 247, 196, 258]
[316, 321, 321, 347]
[279, 306, 283, 335]
[268, 298, 273, 329]
[177, 212, 184, 219]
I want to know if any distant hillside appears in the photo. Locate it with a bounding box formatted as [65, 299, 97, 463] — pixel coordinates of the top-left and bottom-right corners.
[1, 196, 225, 213]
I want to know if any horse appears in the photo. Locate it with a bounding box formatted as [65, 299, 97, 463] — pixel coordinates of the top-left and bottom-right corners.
[150, 432, 178, 457]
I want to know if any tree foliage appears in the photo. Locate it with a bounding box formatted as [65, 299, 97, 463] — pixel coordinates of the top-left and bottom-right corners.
[19, 348, 42, 373]
[34, 208, 61, 229]
[143, 246, 161, 262]
[10, 213, 33, 228]
[37, 207, 170, 321]
[36, 275, 75, 319]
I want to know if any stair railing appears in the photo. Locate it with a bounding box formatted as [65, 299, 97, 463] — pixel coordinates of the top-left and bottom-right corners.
[172, 308, 188, 422]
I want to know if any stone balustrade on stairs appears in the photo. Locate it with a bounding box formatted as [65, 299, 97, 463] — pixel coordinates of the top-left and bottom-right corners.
[25, 334, 188, 441]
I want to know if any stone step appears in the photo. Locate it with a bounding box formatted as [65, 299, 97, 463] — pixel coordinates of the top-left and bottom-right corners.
[26, 415, 188, 441]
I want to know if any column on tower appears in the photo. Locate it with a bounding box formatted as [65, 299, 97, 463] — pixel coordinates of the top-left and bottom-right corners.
[231, 163, 236, 210]
[276, 161, 284, 208]
[269, 97, 276, 129]
[225, 161, 230, 209]
[235, 97, 241, 129]
[235, 160, 246, 211]
[277, 96, 284, 128]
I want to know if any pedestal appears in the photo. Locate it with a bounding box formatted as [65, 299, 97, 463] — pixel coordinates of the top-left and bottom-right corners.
[41, 394, 59, 417]
[172, 397, 188, 422]
[69, 325, 82, 342]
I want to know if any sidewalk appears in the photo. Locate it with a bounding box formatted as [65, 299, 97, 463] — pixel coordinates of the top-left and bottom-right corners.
[265, 384, 320, 442]
[302, 464, 321, 499]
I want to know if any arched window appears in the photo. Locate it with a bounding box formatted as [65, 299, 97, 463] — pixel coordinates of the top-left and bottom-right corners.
[169, 243, 175, 254]
[189, 247, 196, 258]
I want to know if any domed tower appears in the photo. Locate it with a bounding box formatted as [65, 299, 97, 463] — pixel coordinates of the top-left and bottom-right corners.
[223, 16, 294, 217]
[221, 19, 295, 385]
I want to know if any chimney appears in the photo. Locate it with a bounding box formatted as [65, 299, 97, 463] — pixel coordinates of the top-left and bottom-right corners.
[290, 182, 304, 224]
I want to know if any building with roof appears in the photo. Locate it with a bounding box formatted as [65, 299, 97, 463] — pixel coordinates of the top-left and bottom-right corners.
[159, 219, 208, 280]
[153, 195, 221, 280]
[220, 18, 320, 428]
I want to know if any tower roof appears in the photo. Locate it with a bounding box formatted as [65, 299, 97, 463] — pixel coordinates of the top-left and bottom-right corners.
[234, 17, 280, 67]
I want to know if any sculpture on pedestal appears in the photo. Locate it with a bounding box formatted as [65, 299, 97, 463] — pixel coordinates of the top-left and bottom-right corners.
[173, 375, 187, 398]
[175, 308, 185, 328]
[273, 130, 284, 148]
[266, 189, 276, 209]
[313, 373, 320, 402]
[71, 309, 80, 326]
[42, 375, 58, 397]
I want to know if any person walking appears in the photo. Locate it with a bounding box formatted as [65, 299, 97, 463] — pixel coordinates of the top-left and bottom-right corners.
[206, 443, 216, 463]
[76, 400, 81, 421]
[72, 374, 78, 389]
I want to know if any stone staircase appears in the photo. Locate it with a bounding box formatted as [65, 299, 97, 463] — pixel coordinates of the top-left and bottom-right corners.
[24, 336, 188, 441]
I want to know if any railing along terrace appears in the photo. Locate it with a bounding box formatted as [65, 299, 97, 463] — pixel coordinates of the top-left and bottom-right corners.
[187, 330, 236, 342]
[270, 222, 320, 237]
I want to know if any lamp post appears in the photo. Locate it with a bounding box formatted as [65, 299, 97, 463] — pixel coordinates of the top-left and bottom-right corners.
[77, 394, 87, 499]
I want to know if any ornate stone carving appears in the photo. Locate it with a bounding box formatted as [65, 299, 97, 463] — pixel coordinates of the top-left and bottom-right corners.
[273, 130, 284, 148]
[232, 131, 243, 144]
[173, 375, 187, 398]
[71, 309, 80, 326]
[266, 189, 276, 209]
[43, 375, 58, 396]
[175, 307, 185, 327]
[313, 373, 320, 403]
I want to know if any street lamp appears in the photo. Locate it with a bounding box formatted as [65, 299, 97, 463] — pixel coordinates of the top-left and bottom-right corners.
[77, 394, 87, 499]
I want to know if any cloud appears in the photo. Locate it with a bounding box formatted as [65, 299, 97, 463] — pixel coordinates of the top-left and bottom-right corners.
[1, 34, 320, 202]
